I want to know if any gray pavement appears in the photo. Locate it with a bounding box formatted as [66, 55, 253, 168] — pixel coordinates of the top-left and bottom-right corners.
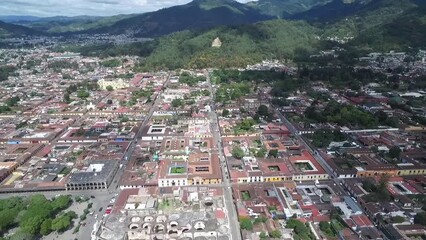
[207, 71, 242, 240]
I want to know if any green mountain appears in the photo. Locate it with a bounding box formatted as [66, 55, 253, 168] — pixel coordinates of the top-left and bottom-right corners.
[82, 0, 271, 37]
[16, 15, 136, 33]
[247, 0, 333, 18]
[0, 20, 39, 38]
[136, 19, 320, 69]
[321, 0, 419, 39]
[351, 5, 426, 51]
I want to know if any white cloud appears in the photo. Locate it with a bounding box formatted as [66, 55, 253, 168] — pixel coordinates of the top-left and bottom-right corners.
[0, 0, 254, 17]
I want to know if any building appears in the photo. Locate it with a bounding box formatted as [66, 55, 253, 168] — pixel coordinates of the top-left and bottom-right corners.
[211, 37, 222, 48]
[98, 78, 129, 90]
[66, 160, 119, 190]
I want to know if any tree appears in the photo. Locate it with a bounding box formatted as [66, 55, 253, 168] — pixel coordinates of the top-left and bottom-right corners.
[63, 93, 71, 103]
[40, 219, 52, 236]
[172, 99, 183, 108]
[21, 215, 44, 235]
[0, 208, 19, 232]
[239, 217, 253, 230]
[268, 149, 278, 158]
[222, 109, 230, 117]
[232, 146, 245, 159]
[414, 212, 426, 226]
[77, 90, 90, 99]
[75, 127, 85, 137]
[257, 105, 269, 116]
[388, 146, 401, 160]
[5, 96, 20, 107]
[259, 231, 268, 239]
[51, 215, 71, 232]
[269, 230, 282, 239]
[52, 195, 72, 212]
[107, 99, 113, 104]
[106, 85, 114, 91]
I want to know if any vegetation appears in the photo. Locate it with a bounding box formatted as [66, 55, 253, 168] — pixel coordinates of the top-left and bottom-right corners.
[170, 167, 186, 174]
[171, 99, 183, 108]
[100, 59, 121, 68]
[216, 82, 251, 103]
[362, 175, 391, 202]
[232, 145, 245, 159]
[234, 118, 256, 134]
[308, 129, 347, 148]
[414, 212, 426, 226]
[239, 217, 253, 230]
[77, 90, 90, 99]
[48, 60, 78, 71]
[388, 146, 402, 160]
[305, 101, 380, 129]
[286, 219, 315, 240]
[268, 149, 278, 158]
[0, 195, 74, 239]
[68, 19, 318, 70]
[5, 96, 20, 107]
[319, 221, 334, 236]
[0, 65, 17, 81]
[179, 72, 206, 86]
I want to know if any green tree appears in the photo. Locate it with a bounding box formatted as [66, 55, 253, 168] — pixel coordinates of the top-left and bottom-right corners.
[51, 215, 71, 232]
[222, 109, 230, 117]
[0, 208, 19, 232]
[63, 93, 71, 103]
[21, 215, 44, 235]
[269, 230, 282, 239]
[172, 99, 183, 108]
[257, 105, 269, 116]
[40, 219, 52, 236]
[232, 146, 245, 159]
[268, 149, 278, 158]
[106, 85, 114, 91]
[239, 217, 253, 230]
[52, 195, 72, 212]
[77, 90, 90, 99]
[414, 212, 426, 226]
[75, 127, 85, 137]
[388, 146, 401, 160]
[259, 231, 268, 239]
[7, 230, 33, 240]
[5, 96, 20, 107]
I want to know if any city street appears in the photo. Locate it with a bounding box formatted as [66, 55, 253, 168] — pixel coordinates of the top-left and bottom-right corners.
[207, 71, 242, 240]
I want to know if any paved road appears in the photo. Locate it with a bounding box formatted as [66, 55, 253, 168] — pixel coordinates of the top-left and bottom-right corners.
[207, 71, 242, 240]
[275, 110, 337, 178]
[108, 74, 170, 191]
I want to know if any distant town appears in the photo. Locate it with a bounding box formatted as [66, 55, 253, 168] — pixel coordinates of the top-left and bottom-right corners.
[0, 38, 425, 240]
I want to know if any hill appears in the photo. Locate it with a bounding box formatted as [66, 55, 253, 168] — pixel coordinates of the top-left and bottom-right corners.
[15, 15, 137, 33]
[0, 20, 39, 38]
[321, 0, 419, 40]
[137, 19, 319, 69]
[350, 5, 426, 51]
[82, 0, 271, 37]
[247, 0, 333, 18]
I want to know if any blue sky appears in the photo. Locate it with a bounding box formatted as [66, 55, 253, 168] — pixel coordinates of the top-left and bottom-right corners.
[0, 0, 254, 17]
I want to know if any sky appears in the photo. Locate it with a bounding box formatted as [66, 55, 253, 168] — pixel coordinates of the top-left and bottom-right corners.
[0, 0, 254, 17]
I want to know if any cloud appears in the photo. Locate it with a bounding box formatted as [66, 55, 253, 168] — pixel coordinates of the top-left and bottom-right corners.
[0, 0, 253, 17]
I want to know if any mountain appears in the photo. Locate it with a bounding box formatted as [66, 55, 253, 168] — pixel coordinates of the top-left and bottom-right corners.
[134, 19, 319, 69]
[247, 0, 333, 18]
[0, 15, 42, 23]
[0, 21, 40, 38]
[350, 4, 426, 50]
[321, 0, 419, 39]
[82, 0, 271, 37]
[9, 15, 136, 33]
